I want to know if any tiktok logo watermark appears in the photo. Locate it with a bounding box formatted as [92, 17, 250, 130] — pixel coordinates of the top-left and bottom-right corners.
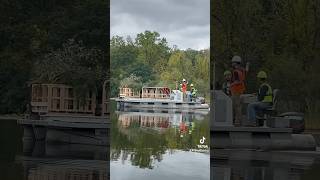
[197, 136, 208, 149]
[191, 136, 209, 152]
[200, 136, 206, 144]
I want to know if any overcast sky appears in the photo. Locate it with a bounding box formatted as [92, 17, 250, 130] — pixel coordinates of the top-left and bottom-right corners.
[111, 0, 210, 50]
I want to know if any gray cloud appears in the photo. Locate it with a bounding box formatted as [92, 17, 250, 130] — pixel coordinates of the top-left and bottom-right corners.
[111, 0, 210, 50]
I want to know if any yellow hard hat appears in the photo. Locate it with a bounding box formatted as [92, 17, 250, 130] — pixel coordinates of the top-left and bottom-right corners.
[257, 71, 267, 79]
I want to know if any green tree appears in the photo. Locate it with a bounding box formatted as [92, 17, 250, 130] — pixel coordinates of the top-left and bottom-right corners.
[0, 0, 108, 114]
[135, 31, 170, 69]
[110, 32, 210, 99]
[34, 39, 107, 103]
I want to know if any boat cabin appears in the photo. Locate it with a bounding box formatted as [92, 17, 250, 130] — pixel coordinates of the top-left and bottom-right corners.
[141, 87, 170, 99]
[30, 83, 108, 115]
[119, 86, 171, 99]
[119, 87, 140, 98]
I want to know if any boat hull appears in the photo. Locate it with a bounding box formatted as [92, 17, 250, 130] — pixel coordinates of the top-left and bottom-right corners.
[114, 98, 210, 110]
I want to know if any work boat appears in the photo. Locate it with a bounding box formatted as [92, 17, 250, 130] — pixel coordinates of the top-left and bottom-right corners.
[113, 87, 210, 110]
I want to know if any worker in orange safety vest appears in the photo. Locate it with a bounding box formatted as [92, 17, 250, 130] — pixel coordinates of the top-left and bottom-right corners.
[230, 55, 249, 126]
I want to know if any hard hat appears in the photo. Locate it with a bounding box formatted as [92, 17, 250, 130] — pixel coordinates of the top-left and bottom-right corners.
[190, 83, 194, 87]
[224, 70, 231, 76]
[257, 71, 267, 79]
[182, 78, 186, 82]
[231, 56, 242, 63]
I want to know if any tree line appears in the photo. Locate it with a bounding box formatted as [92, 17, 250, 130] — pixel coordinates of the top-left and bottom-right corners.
[111, 31, 210, 99]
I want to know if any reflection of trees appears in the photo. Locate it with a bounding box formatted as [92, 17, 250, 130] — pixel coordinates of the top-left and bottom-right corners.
[111, 112, 210, 169]
[130, 147, 164, 169]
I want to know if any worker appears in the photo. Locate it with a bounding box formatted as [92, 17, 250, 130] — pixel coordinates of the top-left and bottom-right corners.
[190, 83, 198, 101]
[230, 55, 249, 126]
[247, 71, 273, 127]
[222, 70, 232, 96]
[181, 78, 188, 93]
[180, 78, 188, 102]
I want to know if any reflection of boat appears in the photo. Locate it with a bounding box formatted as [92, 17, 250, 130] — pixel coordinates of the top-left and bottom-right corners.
[113, 87, 210, 110]
[116, 111, 207, 131]
[118, 111, 170, 132]
[119, 106, 210, 115]
[111, 109, 210, 175]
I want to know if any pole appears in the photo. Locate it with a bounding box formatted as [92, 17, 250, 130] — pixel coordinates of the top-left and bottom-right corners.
[102, 80, 107, 116]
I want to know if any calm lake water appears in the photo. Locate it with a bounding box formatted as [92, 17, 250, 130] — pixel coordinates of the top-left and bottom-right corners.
[211, 148, 320, 180]
[110, 109, 210, 180]
[1, 114, 320, 180]
[0, 119, 109, 180]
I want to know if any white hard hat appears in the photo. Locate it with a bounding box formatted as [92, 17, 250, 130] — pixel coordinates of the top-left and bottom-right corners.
[231, 56, 242, 63]
[182, 78, 186, 82]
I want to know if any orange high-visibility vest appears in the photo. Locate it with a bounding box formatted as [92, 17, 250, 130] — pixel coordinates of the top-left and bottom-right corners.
[230, 68, 246, 94]
[182, 83, 187, 93]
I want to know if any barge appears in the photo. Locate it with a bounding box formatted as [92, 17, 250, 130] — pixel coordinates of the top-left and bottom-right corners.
[113, 87, 210, 110]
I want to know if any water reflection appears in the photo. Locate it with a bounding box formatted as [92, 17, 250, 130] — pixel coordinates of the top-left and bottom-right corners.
[211, 149, 320, 180]
[19, 140, 109, 180]
[0, 119, 110, 180]
[111, 110, 210, 180]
